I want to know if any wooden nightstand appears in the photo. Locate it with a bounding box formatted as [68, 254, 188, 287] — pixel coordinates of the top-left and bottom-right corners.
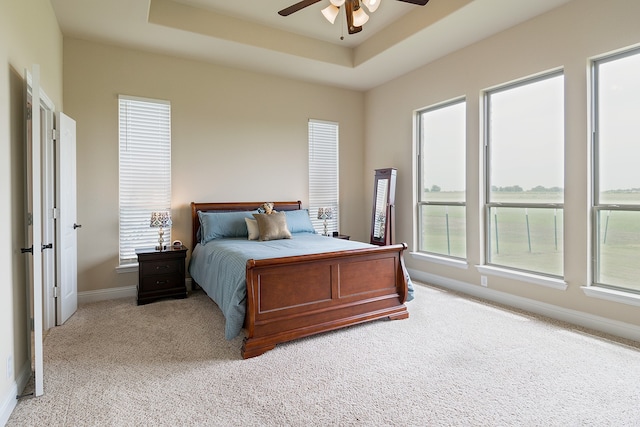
[136, 246, 188, 305]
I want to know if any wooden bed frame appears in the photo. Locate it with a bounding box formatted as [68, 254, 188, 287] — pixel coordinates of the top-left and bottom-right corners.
[190, 201, 409, 359]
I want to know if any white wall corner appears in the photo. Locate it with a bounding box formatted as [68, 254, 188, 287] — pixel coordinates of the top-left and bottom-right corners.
[408, 268, 640, 343]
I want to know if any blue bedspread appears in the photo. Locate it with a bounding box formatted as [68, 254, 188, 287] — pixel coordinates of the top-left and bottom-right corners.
[188, 233, 375, 339]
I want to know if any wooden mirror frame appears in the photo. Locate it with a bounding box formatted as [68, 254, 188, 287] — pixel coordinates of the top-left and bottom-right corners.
[370, 168, 396, 246]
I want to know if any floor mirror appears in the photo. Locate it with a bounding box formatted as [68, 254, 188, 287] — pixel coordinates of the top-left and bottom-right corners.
[370, 168, 396, 246]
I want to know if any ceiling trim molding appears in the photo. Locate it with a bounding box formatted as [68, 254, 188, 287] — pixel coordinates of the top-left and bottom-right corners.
[148, 0, 355, 67]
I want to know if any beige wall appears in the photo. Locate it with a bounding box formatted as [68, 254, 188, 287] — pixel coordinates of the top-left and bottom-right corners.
[62, 39, 366, 293]
[365, 0, 640, 328]
[0, 0, 63, 415]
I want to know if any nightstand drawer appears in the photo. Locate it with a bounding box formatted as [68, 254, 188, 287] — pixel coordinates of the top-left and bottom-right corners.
[140, 259, 181, 276]
[140, 274, 182, 291]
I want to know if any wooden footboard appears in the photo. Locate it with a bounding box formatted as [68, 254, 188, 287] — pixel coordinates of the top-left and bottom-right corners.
[242, 243, 409, 358]
[190, 201, 409, 359]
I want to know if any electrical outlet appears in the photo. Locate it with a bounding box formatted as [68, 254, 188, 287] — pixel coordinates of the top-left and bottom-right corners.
[6, 356, 13, 380]
[480, 275, 488, 287]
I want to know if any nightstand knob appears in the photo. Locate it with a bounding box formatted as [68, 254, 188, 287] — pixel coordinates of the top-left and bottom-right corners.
[156, 280, 168, 285]
[156, 265, 170, 270]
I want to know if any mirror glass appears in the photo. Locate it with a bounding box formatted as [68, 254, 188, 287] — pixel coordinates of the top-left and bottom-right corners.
[373, 178, 388, 239]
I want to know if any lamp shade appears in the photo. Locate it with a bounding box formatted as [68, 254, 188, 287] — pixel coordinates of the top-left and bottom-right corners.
[150, 211, 172, 228]
[321, 4, 340, 24]
[352, 7, 369, 27]
[317, 207, 333, 220]
[362, 0, 381, 13]
[330, 0, 345, 6]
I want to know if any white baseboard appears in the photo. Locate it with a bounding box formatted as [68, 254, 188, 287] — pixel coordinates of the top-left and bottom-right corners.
[78, 278, 194, 305]
[78, 286, 136, 304]
[408, 268, 640, 343]
[1, 361, 32, 426]
[0, 382, 17, 427]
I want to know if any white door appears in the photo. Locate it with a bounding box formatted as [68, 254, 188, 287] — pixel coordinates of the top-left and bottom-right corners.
[56, 112, 78, 325]
[24, 66, 44, 397]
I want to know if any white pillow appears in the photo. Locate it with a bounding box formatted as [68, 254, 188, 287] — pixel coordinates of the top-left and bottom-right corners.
[245, 218, 260, 240]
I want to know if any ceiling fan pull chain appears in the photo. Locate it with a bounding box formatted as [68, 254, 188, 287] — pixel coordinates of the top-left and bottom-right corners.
[340, 6, 345, 40]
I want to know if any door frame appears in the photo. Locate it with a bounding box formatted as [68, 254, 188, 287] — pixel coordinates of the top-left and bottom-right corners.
[40, 91, 56, 331]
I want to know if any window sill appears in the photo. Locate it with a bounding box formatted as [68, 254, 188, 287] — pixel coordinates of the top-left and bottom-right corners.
[475, 265, 567, 290]
[581, 286, 640, 307]
[116, 263, 138, 274]
[410, 252, 469, 270]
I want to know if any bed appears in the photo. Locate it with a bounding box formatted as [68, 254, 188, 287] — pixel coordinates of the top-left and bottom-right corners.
[189, 201, 410, 359]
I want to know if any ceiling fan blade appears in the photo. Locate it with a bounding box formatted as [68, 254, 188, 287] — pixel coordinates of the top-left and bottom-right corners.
[395, 0, 430, 5]
[278, 0, 323, 16]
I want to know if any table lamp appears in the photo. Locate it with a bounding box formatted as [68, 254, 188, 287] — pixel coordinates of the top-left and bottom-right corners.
[317, 207, 333, 236]
[150, 211, 172, 250]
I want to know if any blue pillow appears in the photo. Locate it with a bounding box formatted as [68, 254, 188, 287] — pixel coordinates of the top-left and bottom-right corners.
[285, 209, 316, 234]
[198, 211, 257, 244]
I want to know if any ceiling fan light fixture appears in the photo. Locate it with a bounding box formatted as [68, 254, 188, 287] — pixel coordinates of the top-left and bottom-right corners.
[362, 0, 381, 13]
[321, 5, 340, 24]
[352, 7, 369, 27]
[279, 0, 430, 37]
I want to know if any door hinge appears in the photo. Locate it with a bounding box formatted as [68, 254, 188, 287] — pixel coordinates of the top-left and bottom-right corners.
[53, 286, 59, 298]
[27, 212, 33, 226]
[30, 318, 34, 332]
[52, 207, 58, 220]
[51, 128, 59, 141]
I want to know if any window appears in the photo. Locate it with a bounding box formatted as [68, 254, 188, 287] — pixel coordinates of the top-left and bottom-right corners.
[592, 48, 640, 293]
[485, 72, 564, 276]
[308, 120, 339, 235]
[417, 99, 466, 258]
[118, 96, 171, 264]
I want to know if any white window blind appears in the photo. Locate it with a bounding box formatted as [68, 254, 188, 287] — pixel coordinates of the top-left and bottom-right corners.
[308, 119, 339, 234]
[119, 95, 171, 264]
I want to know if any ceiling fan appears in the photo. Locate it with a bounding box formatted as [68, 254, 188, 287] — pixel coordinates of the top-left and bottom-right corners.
[278, 0, 430, 35]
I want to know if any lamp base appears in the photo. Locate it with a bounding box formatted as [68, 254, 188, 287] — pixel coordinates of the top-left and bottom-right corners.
[157, 228, 165, 250]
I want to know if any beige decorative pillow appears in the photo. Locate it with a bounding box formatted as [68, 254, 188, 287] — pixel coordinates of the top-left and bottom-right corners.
[252, 212, 292, 241]
[245, 218, 260, 241]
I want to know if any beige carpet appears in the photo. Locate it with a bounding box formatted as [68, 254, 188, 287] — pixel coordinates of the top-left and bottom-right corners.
[8, 283, 640, 426]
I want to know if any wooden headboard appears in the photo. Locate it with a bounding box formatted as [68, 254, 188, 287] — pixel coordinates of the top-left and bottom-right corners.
[190, 201, 302, 250]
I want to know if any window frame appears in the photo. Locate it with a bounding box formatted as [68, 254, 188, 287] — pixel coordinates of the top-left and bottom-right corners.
[483, 71, 565, 278]
[416, 98, 467, 260]
[591, 47, 640, 293]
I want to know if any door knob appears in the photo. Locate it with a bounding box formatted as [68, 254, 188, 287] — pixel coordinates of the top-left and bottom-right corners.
[73, 223, 82, 229]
